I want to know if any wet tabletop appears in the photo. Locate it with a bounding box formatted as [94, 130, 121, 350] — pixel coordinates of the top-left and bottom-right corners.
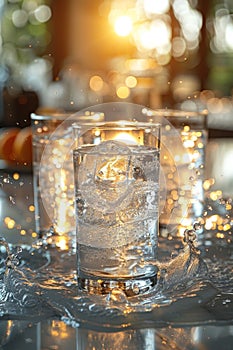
[0, 139, 233, 349]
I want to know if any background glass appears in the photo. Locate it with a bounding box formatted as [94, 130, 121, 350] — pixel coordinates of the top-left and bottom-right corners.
[144, 109, 208, 236]
[31, 112, 75, 248]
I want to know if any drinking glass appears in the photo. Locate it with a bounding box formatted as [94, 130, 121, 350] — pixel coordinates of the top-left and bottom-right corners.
[144, 109, 208, 236]
[31, 111, 104, 247]
[31, 112, 73, 243]
[72, 121, 161, 296]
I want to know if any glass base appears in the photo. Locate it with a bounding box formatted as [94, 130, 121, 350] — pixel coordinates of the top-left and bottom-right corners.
[78, 274, 158, 297]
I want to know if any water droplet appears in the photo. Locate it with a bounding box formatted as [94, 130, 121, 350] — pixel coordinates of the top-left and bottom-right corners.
[183, 229, 197, 244]
[16, 246, 22, 254]
[21, 293, 37, 308]
[5, 253, 20, 268]
[159, 268, 167, 278]
[106, 288, 128, 304]
[193, 222, 202, 231]
[9, 196, 16, 204]
[131, 283, 140, 295]
[219, 198, 225, 205]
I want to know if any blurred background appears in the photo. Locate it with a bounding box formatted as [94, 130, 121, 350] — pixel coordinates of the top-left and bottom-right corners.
[0, 0, 233, 130]
[0, 0, 233, 240]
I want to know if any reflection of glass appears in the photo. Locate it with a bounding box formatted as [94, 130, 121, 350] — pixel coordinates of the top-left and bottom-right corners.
[145, 109, 208, 236]
[76, 328, 157, 350]
[73, 121, 161, 296]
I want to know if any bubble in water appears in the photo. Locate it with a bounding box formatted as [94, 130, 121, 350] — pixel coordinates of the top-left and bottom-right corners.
[91, 140, 131, 155]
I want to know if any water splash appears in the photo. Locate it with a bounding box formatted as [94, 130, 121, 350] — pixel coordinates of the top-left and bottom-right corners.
[1, 219, 231, 332]
[1, 191, 233, 331]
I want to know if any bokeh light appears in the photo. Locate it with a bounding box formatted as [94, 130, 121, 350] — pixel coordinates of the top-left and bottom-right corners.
[143, 0, 170, 15]
[114, 15, 132, 37]
[34, 5, 51, 23]
[116, 85, 130, 99]
[108, 0, 203, 66]
[89, 75, 104, 92]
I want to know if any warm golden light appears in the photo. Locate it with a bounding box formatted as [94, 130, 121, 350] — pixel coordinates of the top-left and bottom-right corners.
[55, 236, 69, 251]
[4, 217, 15, 229]
[116, 86, 130, 99]
[13, 172, 20, 180]
[89, 75, 104, 92]
[112, 132, 139, 145]
[144, 0, 170, 15]
[114, 15, 132, 37]
[125, 75, 137, 88]
[134, 19, 171, 52]
[28, 205, 35, 212]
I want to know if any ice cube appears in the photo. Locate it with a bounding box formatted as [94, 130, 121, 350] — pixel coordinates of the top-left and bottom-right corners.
[95, 156, 129, 183]
[90, 140, 131, 155]
[78, 141, 134, 212]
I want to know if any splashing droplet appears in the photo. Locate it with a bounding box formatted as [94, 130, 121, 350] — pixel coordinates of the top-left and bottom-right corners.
[5, 253, 20, 269]
[183, 229, 197, 244]
[193, 222, 202, 231]
[9, 196, 16, 204]
[106, 288, 128, 305]
[3, 177, 10, 184]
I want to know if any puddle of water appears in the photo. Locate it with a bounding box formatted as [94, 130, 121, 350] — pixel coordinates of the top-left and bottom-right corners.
[0, 197, 233, 332]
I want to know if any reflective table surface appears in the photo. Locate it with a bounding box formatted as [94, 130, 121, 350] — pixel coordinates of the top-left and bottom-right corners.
[0, 138, 233, 350]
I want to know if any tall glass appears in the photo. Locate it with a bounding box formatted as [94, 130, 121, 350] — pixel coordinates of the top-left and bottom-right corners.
[31, 112, 75, 246]
[31, 111, 105, 249]
[144, 109, 208, 236]
[73, 121, 161, 296]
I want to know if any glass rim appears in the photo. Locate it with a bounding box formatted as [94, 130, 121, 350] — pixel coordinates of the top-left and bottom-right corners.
[30, 112, 71, 121]
[31, 111, 105, 122]
[145, 108, 208, 118]
[72, 120, 161, 130]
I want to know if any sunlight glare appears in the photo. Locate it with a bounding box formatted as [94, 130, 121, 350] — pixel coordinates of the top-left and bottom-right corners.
[114, 15, 132, 37]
